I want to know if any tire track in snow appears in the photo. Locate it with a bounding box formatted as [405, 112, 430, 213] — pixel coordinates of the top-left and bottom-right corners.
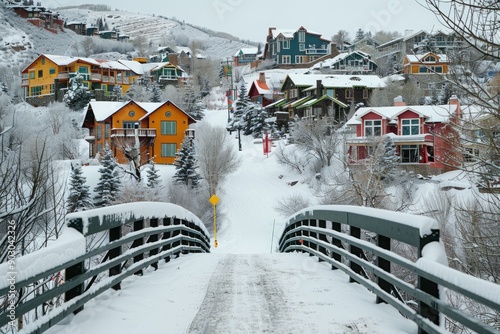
[187, 254, 293, 334]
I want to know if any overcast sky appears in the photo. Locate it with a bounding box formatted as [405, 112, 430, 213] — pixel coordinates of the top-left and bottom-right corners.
[61, 0, 445, 43]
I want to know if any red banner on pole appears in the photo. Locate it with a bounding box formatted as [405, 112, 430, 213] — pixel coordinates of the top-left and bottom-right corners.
[263, 133, 271, 155]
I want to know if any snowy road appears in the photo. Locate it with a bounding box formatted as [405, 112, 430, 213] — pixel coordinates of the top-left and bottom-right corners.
[46, 253, 416, 334]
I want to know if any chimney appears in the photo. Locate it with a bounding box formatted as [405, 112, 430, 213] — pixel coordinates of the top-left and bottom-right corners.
[330, 42, 340, 58]
[167, 53, 178, 66]
[268, 27, 276, 37]
[258, 72, 266, 84]
[316, 79, 323, 98]
[394, 95, 406, 106]
[449, 94, 461, 120]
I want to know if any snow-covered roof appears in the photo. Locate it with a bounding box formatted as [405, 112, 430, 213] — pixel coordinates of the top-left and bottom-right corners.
[271, 29, 296, 39]
[88, 101, 129, 122]
[312, 51, 376, 70]
[251, 80, 272, 95]
[44, 54, 101, 67]
[117, 59, 144, 75]
[405, 53, 449, 63]
[233, 48, 259, 57]
[284, 74, 385, 89]
[98, 60, 131, 71]
[345, 104, 458, 126]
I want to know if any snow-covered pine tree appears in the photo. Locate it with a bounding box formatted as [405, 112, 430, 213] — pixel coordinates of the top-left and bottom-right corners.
[113, 85, 123, 101]
[94, 145, 121, 207]
[229, 82, 253, 135]
[150, 83, 162, 103]
[173, 137, 201, 188]
[374, 135, 399, 180]
[248, 106, 271, 138]
[0, 82, 8, 95]
[146, 160, 161, 188]
[63, 73, 91, 111]
[66, 163, 93, 213]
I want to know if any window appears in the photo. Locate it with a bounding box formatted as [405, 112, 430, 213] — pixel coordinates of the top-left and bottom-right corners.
[464, 148, 480, 162]
[282, 55, 291, 64]
[161, 143, 177, 157]
[97, 124, 102, 140]
[29, 71, 35, 79]
[419, 66, 428, 73]
[299, 44, 305, 51]
[327, 89, 334, 97]
[105, 123, 110, 139]
[433, 66, 443, 73]
[289, 89, 298, 98]
[402, 119, 420, 135]
[283, 40, 290, 49]
[50, 84, 54, 94]
[363, 89, 369, 99]
[30, 86, 42, 96]
[38, 70, 43, 78]
[345, 89, 353, 99]
[295, 56, 303, 64]
[424, 56, 436, 62]
[123, 121, 136, 129]
[298, 31, 305, 42]
[364, 120, 382, 137]
[49, 67, 56, 75]
[401, 145, 419, 163]
[161, 121, 177, 135]
[41, 58, 45, 65]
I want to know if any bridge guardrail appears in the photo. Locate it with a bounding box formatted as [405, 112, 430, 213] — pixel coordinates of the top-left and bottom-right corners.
[278, 205, 500, 334]
[0, 202, 210, 334]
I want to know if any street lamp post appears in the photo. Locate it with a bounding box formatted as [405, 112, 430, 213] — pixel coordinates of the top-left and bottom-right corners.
[238, 127, 242, 151]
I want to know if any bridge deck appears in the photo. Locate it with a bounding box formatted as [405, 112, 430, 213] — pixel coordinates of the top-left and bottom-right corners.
[45, 253, 416, 334]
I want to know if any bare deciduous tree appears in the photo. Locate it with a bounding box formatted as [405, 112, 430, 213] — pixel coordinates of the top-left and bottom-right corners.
[194, 122, 241, 197]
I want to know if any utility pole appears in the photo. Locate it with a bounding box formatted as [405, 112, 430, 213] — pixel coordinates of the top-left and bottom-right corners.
[221, 58, 234, 123]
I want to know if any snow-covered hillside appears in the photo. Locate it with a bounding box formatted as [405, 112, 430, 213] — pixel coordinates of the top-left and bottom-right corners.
[55, 6, 256, 60]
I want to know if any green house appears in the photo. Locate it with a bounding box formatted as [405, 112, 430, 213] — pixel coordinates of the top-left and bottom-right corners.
[263, 26, 332, 66]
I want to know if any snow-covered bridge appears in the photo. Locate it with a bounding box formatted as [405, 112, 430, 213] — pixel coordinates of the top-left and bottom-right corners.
[1, 203, 498, 334]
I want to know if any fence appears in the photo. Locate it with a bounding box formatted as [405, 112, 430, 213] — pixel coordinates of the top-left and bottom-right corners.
[0, 202, 210, 334]
[278, 205, 500, 334]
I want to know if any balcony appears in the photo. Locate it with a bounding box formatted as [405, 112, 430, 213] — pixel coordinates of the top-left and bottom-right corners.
[346, 134, 432, 145]
[111, 128, 157, 138]
[91, 73, 102, 81]
[57, 72, 69, 80]
[305, 48, 328, 55]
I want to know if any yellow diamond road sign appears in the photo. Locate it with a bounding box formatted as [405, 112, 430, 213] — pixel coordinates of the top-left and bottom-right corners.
[209, 194, 220, 206]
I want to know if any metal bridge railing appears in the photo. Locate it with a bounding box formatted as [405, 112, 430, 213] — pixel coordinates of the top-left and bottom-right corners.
[278, 205, 500, 334]
[0, 202, 210, 334]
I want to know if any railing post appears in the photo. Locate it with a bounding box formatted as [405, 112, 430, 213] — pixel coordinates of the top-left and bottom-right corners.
[148, 218, 159, 270]
[418, 230, 441, 333]
[109, 225, 122, 290]
[309, 219, 317, 254]
[181, 220, 189, 255]
[349, 225, 363, 283]
[65, 218, 85, 313]
[162, 217, 172, 263]
[331, 221, 342, 270]
[318, 220, 327, 262]
[376, 234, 391, 304]
[131, 219, 144, 276]
[173, 218, 181, 258]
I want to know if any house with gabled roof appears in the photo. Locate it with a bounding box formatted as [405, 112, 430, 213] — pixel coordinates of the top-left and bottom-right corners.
[233, 48, 259, 67]
[345, 95, 462, 175]
[82, 100, 196, 165]
[263, 26, 339, 68]
[248, 73, 273, 107]
[275, 73, 384, 123]
[311, 51, 378, 75]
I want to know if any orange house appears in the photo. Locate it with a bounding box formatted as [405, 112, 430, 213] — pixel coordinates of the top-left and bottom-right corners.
[83, 100, 196, 164]
[403, 52, 449, 75]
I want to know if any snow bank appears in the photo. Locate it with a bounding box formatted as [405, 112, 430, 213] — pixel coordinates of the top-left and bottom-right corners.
[66, 202, 208, 236]
[0, 228, 85, 289]
[289, 205, 438, 238]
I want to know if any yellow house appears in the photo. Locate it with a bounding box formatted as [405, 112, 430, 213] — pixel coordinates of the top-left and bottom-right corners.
[21, 54, 144, 106]
[83, 100, 196, 165]
[22, 54, 100, 104]
[403, 52, 449, 75]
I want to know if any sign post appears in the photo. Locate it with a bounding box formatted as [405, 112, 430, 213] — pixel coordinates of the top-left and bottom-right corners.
[209, 194, 220, 248]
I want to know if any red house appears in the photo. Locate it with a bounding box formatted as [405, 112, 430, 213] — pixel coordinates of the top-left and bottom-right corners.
[248, 72, 273, 107]
[345, 95, 462, 175]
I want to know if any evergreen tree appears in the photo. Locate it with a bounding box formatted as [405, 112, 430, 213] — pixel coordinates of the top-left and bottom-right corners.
[94, 145, 121, 207]
[66, 163, 93, 213]
[374, 136, 399, 179]
[150, 83, 162, 103]
[146, 160, 161, 188]
[113, 85, 123, 101]
[248, 106, 270, 138]
[0, 82, 8, 95]
[354, 29, 365, 42]
[173, 137, 201, 188]
[63, 73, 91, 111]
[229, 82, 252, 130]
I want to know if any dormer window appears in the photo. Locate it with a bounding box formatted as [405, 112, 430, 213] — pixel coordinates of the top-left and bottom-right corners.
[365, 120, 382, 136]
[424, 55, 436, 62]
[402, 119, 420, 135]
